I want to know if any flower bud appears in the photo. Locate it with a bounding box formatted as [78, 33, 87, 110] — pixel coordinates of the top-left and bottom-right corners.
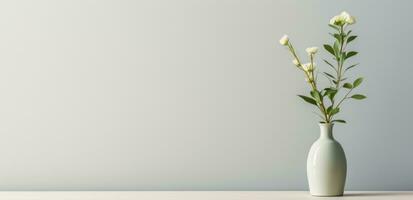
[279, 35, 289, 46]
[302, 63, 315, 72]
[305, 47, 318, 55]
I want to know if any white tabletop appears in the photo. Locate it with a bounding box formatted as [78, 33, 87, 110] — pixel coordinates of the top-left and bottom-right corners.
[0, 191, 411, 200]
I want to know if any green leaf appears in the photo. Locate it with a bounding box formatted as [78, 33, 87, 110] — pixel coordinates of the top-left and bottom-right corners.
[323, 72, 335, 79]
[329, 24, 339, 31]
[346, 51, 358, 59]
[323, 44, 335, 56]
[345, 64, 359, 72]
[341, 52, 346, 60]
[347, 30, 352, 36]
[333, 41, 340, 54]
[326, 106, 333, 113]
[298, 95, 317, 105]
[329, 91, 337, 101]
[351, 94, 366, 100]
[353, 77, 363, 88]
[310, 90, 322, 102]
[333, 119, 346, 123]
[343, 83, 353, 89]
[324, 88, 337, 100]
[347, 35, 357, 43]
[330, 107, 340, 116]
[333, 34, 341, 43]
[323, 59, 337, 72]
[323, 87, 336, 93]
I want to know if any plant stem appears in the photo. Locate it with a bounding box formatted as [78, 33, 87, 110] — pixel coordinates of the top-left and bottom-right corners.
[287, 43, 330, 122]
[329, 25, 347, 121]
[335, 25, 345, 90]
[311, 82, 330, 122]
[335, 88, 353, 108]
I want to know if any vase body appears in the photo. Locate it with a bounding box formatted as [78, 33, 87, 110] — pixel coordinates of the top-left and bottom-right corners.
[307, 123, 347, 196]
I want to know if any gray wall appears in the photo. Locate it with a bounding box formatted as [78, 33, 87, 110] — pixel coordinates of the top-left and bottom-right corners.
[0, 0, 411, 191]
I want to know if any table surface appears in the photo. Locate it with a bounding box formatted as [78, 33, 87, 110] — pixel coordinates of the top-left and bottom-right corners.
[0, 191, 410, 200]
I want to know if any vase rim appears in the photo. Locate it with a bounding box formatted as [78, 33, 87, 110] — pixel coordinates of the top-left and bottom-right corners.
[319, 122, 334, 126]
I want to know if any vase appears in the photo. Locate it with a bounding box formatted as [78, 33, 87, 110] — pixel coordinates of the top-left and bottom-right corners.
[307, 123, 347, 196]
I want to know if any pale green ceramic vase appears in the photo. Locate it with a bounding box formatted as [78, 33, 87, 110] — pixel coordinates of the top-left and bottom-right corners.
[307, 123, 347, 196]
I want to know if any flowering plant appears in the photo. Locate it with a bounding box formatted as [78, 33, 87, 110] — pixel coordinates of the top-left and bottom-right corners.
[280, 11, 365, 124]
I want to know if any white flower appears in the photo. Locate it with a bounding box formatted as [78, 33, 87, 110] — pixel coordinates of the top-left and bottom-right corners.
[292, 59, 300, 66]
[329, 15, 338, 25]
[329, 15, 346, 26]
[330, 11, 356, 26]
[279, 35, 289, 46]
[306, 47, 318, 55]
[302, 63, 315, 72]
[341, 11, 356, 24]
[346, 15, 356, 24]
[340, 11, 351, 20]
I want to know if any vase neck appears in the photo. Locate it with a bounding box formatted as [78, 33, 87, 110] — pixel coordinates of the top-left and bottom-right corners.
[319, 123, 334, 140]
